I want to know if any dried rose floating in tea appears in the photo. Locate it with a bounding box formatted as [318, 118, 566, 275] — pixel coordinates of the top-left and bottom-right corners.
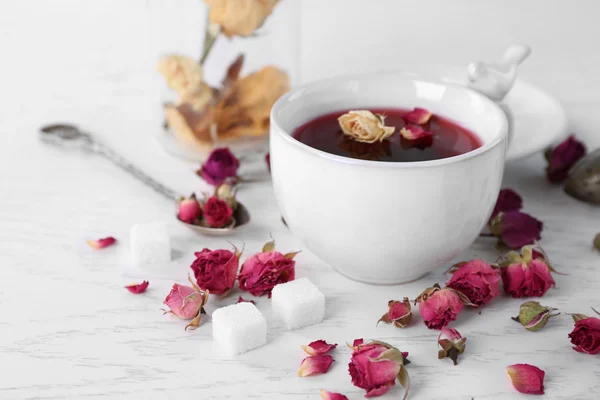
[490, 188, 523, 220]
[512, 301, 559, 332]
[338, 110, 395, 143]
[125, 281, 149, 294]
[87, 236, 116, 249]
[437, 326, 467, 366]
[177, 194, 202, 224]
[545, 134, 586, 183]
[348, 340, 410, 399]
[506, 363, 545, 395]
[237, 239, 298, 297]
[498, 245, 556, 298]
[400, 125, 433, 141]
[568, 308, 600, 355]
[205, 0, 279, 38]
[190, 245, 242, 296]
[320, 390, 348, 400]
[445, 259, 501, 306]
[302, 340, 338, 356]
[403, 107, 432, 125]
[377, 298, 412, 328]
[298, 355, 334, 377]
[490, 210, 543, 249]
[197, 147, 240, 186]
[162, 276, 209, 330]
[416, 284, 476, 330]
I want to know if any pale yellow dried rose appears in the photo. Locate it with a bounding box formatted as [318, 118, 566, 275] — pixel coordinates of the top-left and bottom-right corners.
[204, 0, 279, 37]
[165, 104, 215, 151]
[158, 55, 204, 95]
[338, 111, 395, 143]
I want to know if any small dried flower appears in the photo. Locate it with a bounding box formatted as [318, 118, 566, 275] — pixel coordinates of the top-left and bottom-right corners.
[403, 107, 432, 125]
[162, 276, 209, 330]
[437, 326, 466, 365]
[298, 355, 334, 377]
[348, 340, 410, 399]
[446, 259, 501, 306]
[416, 284, 476, 330]
[237, 296, 255, 304]
[499, 245, 556, 298]
[157, 54, 204, 95]
[177, 194, 202, 224]
[320, 390, 348, 400]
[512, 301, 560, 332]
[197, 148, 240, 186]
[338, 110, 395, 143]
[87, 236, 117, 249]
[545, 134, 586, 183]
[568, 308, 600, 355]
[125, 281, 149, 294]
[377, 298, 412, 328]
[400, 124, 433, 141]
[190, 245, 242, 296]
[490, 211, 543, 249]
[302, 340, 338, 356]
[237, 240, 297, 297]
[215, 182, 238, 209]
[204, 0, 279, 38]
[490, 188, 523, 220]
[506, 363, 545, 395]
[202, 197, 234, 228]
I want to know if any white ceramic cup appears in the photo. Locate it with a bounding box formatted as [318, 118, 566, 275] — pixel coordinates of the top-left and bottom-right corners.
[270, 72, 508, 284]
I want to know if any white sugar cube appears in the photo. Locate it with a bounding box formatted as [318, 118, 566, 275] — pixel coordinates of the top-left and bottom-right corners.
[272, 278, 325, 330]
[130, 222, 171, 266]
[212, 302, 267, 356]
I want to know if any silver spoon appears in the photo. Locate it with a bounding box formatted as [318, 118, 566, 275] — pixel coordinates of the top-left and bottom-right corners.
[39, 123, 251, 234]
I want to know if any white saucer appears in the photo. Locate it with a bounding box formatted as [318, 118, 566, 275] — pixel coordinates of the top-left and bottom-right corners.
[392, 64, 568, 161]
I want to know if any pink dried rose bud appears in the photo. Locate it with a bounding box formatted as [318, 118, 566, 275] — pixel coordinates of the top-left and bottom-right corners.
[87, 236, 117, 249]
[298, 355, 334, 377]
[202, 196, 234, 228]
[348, 340, 410, 399]
[236, 296, 255, 304]
[237, 240, 298, 297]
[446, 259, 501, 306]
[197, 147, 240, 186]
[302, 340, 338, 356]
[490, 188, 523, 220]
[190, 245, 242, 296]
[437, 326, 467, 366]
[125, 281, 149, 294]
[162, 276, 209, 330]
[177, 194, 202, 224]
[568, 308, 600, 354]
[512, 301, 560, 332]
[416, 284, 476, 330]
[490, 210, 543, 249]
[499, 245, 556, 298]
[320, 390, 349, 400]
[403, 107, 432, 125]
[545, 134, 586, 183]
[377, 298, 412, 328]
[400, 124, 433, 140]
[506, 363, 545, 395]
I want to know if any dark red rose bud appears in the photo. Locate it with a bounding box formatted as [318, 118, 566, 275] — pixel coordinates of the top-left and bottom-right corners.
[545, 135, 586, 183]
[490, 211, 543, 249]
[202, 196, 234, 228]
[197, 147, 240, 186]
[568, 311, 600, 355]
[190, 245, 242, 296]
[490, 188, 523, 220]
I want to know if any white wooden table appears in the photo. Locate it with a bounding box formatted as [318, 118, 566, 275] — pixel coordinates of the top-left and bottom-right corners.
[1, 1, 599, 399]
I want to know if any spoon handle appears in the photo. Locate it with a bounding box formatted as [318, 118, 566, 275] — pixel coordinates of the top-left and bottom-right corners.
[93, 142, 181, 202]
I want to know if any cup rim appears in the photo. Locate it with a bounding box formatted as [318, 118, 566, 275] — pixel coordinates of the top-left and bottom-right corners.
[270, 71, 508, 168]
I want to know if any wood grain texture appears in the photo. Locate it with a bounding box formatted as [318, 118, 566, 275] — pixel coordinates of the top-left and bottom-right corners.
[1, 1, 599, 399]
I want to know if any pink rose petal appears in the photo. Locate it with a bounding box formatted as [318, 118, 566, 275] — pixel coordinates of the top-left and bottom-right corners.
[320, 389, 348, 400]
[403, 107, 432, 125]
[125, 281, 149, 294]
[298, 355, 334, 377]
[236, 296, 255, 304]
[400, 124, 433, 140]
[506, 363, 545, 394]
[302, 340, 338, 356]
[353, 338, 364, 347]
[365, 383, 394, 398]
[87, 236, 116, 249]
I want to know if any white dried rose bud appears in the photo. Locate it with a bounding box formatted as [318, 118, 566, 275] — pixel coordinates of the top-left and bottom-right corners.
[338, 110, 395, 143]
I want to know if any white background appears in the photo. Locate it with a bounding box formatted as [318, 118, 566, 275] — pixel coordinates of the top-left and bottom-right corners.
[1, 1, 600, 399]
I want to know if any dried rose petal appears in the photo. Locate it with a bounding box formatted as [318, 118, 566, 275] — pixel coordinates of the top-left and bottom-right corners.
[377, 298, 412, 328]
[87, 236, 117, 249]
[236, 296, 255, 304]
[352, 338, 364, 347]
[400, 124, 433, 140]
[416, 284, 476, 330]
[568, 313, 600, 355]
[177, 194, 202, 224]
[490, 188, 523, 220]
[506, 363, 545, 394]
[446, 259, 501, 306]
[320, 390, 349, 400]
[298, 355, 334, 377]
[125, 281, 149, 294]
[403, 107, 432, 125]
[302, 340, 338, 356]
[490, 211, 543, 249]
[197, 147, 239, 186]
[545, 135, 586, 183]
[512, 301, 559, 332]
[202, 196, 234, 228]
[438, 326, 466, 365]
